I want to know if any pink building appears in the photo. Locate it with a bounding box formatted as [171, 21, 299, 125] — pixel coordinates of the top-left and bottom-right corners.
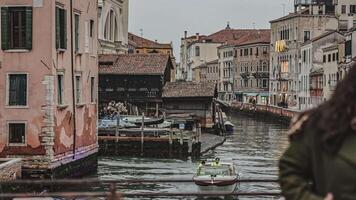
[0, 0, 98, 178]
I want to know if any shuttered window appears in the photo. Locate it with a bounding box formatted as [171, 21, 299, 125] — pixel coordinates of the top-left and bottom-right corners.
[1, 7, 32, 50]
[75, 75, 82, 104]
[8, 74, 27, 106]
[74, 14, 79, 52]
[8, 123, 26, 145]
[57, 74, 64, 105]
[56, 7, 67, 50]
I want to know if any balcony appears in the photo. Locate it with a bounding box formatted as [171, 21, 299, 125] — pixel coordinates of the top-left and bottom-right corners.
[252, 72, 269, 78]
[240, 72, 250, 79]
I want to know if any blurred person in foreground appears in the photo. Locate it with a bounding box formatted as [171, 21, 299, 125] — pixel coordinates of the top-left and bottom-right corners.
[279, 63, 356, 200]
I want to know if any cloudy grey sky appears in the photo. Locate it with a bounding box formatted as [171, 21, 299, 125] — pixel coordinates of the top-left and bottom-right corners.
[129, 0, 294, 60]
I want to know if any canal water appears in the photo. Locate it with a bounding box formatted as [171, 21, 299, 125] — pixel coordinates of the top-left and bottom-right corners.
[96, 113, 289, 199]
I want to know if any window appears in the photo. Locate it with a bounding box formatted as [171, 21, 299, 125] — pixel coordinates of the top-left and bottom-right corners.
[90, 77, 95, 103]
[56, 7, 67, 50]
[75, 75, 82, 104]
[323, 55, 326, 63]
[240, 49, 243, 56]
[250, 48, 252, 55]
[304, 31, 310, 42]
[1, 7, 32, 50]
[350, 5, 356, 14]
[328, 54, 331, 62]
[262, 79, 267, 88]
[8, 122, 26, 145]
[57, 74, 64, 105]
[263, 47, 268, 54]
[8, 74, 27, 106]
[89, 19, 94, 37]
[74, 14, 80, 52]
[332, 53, 336, 61]
[341, 5, 346, 14]
[195, 46, 200, 56]
[256, 47, 259, 56]
[345, 40, 351, 57]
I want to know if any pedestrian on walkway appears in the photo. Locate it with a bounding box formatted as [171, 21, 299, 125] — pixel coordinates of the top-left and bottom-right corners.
[279, 63, 356, 200]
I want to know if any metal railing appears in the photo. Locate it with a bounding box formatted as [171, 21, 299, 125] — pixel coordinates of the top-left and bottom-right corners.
[0, 178, 281, 199]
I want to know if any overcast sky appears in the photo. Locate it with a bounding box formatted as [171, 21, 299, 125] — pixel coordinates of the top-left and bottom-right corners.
[128, 0, 294, 60]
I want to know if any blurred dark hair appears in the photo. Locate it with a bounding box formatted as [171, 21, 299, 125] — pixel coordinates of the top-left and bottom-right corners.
[308, 63, 356, 153]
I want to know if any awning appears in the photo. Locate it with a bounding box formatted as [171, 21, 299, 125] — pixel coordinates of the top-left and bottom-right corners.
[259, 92, 270, 97]
[244, 93, 258, 97]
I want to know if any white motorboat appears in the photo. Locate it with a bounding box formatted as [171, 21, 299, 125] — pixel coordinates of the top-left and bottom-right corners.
[193, 160, 239, 193]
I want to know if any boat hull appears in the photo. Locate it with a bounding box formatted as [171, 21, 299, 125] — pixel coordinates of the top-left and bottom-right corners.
[197, 183, 237, 193]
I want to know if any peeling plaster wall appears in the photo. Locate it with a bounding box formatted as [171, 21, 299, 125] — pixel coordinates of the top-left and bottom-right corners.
[0, 0, 98, 171]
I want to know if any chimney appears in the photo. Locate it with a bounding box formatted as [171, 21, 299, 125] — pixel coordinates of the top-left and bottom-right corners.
[184, 31, 187, 39]
[348, 14, 354, 30]
[196, 33, 200, 40]
[155, 39, 158, 43]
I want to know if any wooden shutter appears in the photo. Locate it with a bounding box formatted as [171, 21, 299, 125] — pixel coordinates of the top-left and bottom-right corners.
[63, 9, 67, 49]
[1, 7, 9, 50]
[25, 7, 33, 50]
[56, 7, 60, 49]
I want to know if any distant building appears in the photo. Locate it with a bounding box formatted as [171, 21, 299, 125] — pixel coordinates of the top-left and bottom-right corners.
[322, 45, 340, 101]
[298, 31, 344, 110]
[99, 54, 174, 116]
[198, 60, 219, 84]
[233, 32, 271, 105]
[339, 26, 356, 78]
[0, 0, 98, 177]
[98, 0, 129, 54]
[162, 82, 218, 128]
[269, 3, 338, 109]
[128, 33, 174, 57]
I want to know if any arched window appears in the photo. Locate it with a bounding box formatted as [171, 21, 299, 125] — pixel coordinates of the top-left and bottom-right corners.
[104, 10, 118, 41]
[195, 46, 200, 56]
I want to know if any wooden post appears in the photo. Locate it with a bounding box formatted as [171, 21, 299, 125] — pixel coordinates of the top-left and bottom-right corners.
[141, 113, 144, 155]
[155, 102, 159, 117]
[116, 112, 120, 142]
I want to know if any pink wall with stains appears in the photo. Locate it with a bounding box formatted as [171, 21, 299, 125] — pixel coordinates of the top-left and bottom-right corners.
[0, 0, 98, 170]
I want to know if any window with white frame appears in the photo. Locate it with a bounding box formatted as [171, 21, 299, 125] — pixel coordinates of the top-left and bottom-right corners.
[7, 74, 27, 106]
[57, 74, 64, 105]
[8, 122, 26, 145]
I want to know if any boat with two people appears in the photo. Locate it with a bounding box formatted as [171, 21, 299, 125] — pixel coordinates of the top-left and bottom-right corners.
[193, 158, 239, 194]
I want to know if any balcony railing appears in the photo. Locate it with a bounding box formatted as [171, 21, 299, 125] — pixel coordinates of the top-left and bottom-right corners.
[240, 72, 250, 79]
[252, 72, 269, 78]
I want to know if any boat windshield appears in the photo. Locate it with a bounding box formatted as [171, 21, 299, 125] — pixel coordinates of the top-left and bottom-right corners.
[197, 164, 234, 176]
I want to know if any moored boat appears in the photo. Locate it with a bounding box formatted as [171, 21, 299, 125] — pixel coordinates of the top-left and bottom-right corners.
[193, 159, 239, 194]
[224, 121, 234, 133]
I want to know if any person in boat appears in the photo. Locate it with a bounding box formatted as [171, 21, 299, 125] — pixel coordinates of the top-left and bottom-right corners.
[212, 157, 221, 167]
[279, 63, 356, 200]
[197, 160, 206, 175]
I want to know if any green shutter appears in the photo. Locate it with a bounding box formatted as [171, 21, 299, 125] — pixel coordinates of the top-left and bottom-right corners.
[56, 7, 60, 49]
[1, 7, 9, 50]
[63, 9, 67, 49]
[25, 7, 32, 50]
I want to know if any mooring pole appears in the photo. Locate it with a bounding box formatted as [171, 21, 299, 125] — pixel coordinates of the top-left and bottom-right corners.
[141, 113, 144, 155]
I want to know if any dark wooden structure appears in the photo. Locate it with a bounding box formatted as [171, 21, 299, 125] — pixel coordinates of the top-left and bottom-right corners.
[162, 82, 218, 129]
[99, 54, 174, 116]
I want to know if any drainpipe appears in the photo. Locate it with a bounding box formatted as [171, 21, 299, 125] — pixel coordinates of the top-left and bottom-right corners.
[70, 0, 77, 159]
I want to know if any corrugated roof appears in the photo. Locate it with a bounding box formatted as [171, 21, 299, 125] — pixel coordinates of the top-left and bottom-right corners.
[162, 82, 216, 98]
[99, 54, 172, 75]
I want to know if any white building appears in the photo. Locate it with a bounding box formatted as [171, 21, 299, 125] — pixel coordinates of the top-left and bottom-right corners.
[299, 31, 344, 110]
[334, 0, 356, 31]
[98, 0, 129, 54]
[269, 2, 339, 109]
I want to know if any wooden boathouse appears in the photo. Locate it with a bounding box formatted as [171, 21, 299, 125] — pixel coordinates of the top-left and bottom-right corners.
[162, 82, 218, 129]
[98, 54, 174, 116]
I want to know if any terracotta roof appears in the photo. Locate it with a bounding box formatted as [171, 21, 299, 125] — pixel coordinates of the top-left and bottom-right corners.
[128, 32, 172, 49]
[162, 82, 216, 98]
[99, 54, 172, 75]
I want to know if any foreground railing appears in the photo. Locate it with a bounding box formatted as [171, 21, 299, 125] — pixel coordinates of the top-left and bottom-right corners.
[0, 178, 281, 199]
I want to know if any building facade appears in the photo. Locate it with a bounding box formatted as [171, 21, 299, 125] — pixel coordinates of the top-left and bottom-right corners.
[98, 0, 129, 54]
[234, 41, 270, 105]
[269, 2, 338, 109]
[198, 59, 219, 84]
[299, 31, 344, 110]
[217, 45, 235, 102]
[0, 0, 98, 177]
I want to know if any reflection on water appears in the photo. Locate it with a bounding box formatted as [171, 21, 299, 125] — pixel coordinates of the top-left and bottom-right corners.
[96, 113, 289, 199]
